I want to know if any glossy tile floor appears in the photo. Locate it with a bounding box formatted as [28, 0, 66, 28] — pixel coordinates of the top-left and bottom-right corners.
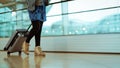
[0, 51, 120, 68]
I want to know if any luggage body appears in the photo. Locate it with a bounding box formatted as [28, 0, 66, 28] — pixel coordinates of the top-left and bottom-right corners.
[4, 25, 31, 56]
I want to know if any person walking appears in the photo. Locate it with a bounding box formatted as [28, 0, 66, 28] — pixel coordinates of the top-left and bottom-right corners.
[22, 0, 48, 56]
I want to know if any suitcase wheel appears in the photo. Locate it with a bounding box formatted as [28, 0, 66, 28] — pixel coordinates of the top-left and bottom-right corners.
[19, 51, 22, 56]
[7, 52, 10, 56]
[7, 51, 22, 56]
[4, 47, 7, 51]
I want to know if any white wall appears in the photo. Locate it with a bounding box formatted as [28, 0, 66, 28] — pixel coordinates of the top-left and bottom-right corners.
[1, 34, 120, 53]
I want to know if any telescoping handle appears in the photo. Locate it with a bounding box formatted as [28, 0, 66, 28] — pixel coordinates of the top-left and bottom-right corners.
[26, 24, 32, 32]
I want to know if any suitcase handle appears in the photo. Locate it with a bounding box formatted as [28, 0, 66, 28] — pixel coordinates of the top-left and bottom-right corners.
[26, 24, 32, 32]
[16, 24, 32, 34]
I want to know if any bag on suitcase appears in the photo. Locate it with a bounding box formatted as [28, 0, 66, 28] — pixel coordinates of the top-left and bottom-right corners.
[4, 25, 31, 56]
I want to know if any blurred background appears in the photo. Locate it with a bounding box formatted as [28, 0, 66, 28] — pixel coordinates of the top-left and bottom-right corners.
[0, 0, 120, 53]
[0, 0, 120, 37]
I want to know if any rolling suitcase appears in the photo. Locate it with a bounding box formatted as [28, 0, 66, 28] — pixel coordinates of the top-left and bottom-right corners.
[4, 25, 31, 56]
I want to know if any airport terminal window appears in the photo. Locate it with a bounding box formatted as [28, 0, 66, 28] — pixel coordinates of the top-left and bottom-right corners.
[0, 0, 120, 37]
[43, 15, 63, 36]
[67, 8, 120, 35]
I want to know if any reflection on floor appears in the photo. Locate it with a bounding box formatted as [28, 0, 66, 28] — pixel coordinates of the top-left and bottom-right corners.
[0, 51, 120, 68]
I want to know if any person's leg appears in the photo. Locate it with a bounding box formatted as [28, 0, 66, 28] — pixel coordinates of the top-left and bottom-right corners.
[35, 21, 43, 47]
[22, 21, 39, 55]
[26, 21, 40, 43]
[34, 21, 45, 56]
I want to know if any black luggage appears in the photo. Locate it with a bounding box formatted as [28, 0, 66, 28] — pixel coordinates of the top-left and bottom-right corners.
[4, 25, 31, 56]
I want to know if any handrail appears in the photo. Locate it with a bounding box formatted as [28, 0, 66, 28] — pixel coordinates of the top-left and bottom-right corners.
[47, 6, 120, 17]
[0, 0, 74, 14]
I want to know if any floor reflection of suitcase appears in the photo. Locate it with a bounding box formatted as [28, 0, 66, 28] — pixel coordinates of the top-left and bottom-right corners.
[4, 25, 31, 56]
[4, 56, 23, 68]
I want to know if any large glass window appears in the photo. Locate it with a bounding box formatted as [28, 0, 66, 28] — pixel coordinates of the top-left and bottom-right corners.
[0, 0, 120, 37]
[67, 8, 120, 35]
